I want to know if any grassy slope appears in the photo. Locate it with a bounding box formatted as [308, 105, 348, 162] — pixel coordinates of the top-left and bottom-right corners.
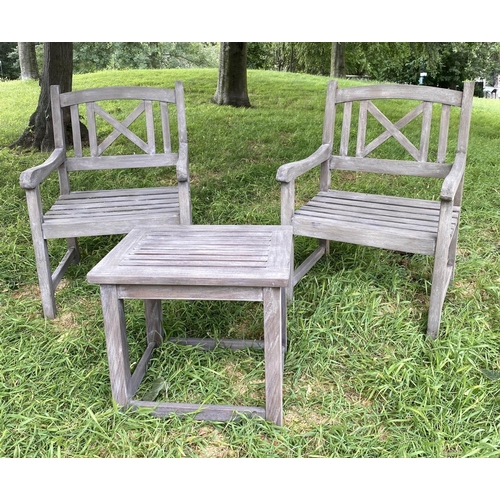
[0, 69, 499, 458]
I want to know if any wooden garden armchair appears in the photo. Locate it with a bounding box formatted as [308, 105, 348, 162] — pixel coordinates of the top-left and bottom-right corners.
[277, 80, 474, 338]
[19, 82, 192, 318]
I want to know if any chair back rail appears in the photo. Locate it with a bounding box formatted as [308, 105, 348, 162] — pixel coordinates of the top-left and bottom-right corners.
[20, 82, 191, 319]
[279, 80, 475, 338]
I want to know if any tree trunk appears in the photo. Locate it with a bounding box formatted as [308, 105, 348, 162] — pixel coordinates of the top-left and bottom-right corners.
[18, 42, 40, 80]
[330, 42, 346, 78]
[213, 42, 251, 107]
[11, 42, 74, 151]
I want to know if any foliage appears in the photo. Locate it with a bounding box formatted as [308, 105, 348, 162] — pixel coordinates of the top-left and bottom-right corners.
[5, 42, 499, 88]
[347, 42, 500, 87]
[0, 69, 499, 458]
[248, 42, 332, 75]
[248, 42, 500, 88]
[73, 42, 218, 74]
[0, 42, 20, 80]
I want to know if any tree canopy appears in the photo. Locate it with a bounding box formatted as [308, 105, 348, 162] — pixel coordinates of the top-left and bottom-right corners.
[247, 42, 500, 87]
[2, 42, 500, 89]
[72, 42, 218, 73]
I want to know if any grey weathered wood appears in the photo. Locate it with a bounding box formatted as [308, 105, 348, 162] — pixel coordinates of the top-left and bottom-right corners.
[276, 144, 331, 183]
[280, 181, 295, 298]
[70, 104, 83, 157]
[88, 226, 292, 288]
[51, 246, 78, 289]
[19, 148, 66, 189]
[129, 342, 156, 397]
[293, 246, 326, 286]
[145, 299, 163, 345]
[19, 83, 192, 318]
[276, 80, 474, 338]
[340, 101, 352, 156]
[66, 153, 179, 171]
[87, 225, 291, 426]
[60, 86, 176, 107]
[25, 187, 56, 318]
[160, 102, 171, 153]
[419, 101, 433, 162]
[169, 337, 265, 350]
[336, 84, 463, 106]
[130, 400, 266, 421]
[264, 287, 284, 426]
[119, 284, 264, 302]
[330, 157, 452, 178]
[100, 285, 131, 406]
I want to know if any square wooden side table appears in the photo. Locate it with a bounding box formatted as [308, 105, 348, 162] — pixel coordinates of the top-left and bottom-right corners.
[87, 225, 292, 425]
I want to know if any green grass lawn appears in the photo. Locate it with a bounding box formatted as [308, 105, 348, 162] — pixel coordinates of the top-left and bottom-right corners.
[0, 68, 499, 458]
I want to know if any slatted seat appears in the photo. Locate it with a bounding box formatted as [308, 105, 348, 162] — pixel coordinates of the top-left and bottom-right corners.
[42, 187, 180, 238]
[20, 82, 191, 318]
[277, 80, 474, 338]
[294, 191, 460, 255]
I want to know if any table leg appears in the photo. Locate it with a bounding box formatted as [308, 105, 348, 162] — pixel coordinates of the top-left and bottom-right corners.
[263, 287, 285, 426]
[100, 285, 131, 407]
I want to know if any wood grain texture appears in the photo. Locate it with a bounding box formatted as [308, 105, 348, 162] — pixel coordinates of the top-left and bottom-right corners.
[19, 83, 193, 318]
[89, 225, 291, 425]
[88, 225, 292, 288]
[264, 287, 284, 425]
[100, 285, 131, 406]
[130, 401, 266, 421]
[277, 80, 474, 338]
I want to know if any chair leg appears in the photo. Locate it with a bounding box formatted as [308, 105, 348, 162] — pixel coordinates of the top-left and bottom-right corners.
[427, 253, 452, 339]
[33, 236, 57, 319]
[320, 238, 330, 256]
[286, 237, 295, 302]
[447, 226, 459, 283]
[25, 188, 56, 318]
[67, 237, 80, 264]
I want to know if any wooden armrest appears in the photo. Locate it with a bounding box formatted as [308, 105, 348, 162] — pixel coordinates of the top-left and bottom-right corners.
[440, 153, 466, 201]
[276, 144, 331, 183]
[176, 142, 189, 182]
[19, 148, 66, 190]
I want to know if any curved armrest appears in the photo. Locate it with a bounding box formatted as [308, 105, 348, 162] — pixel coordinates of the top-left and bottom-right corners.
[176, 142, 189, 182]
[19, 148, 66, 190]
[440, 153, 466, 201]
[276, 144, 331, 183]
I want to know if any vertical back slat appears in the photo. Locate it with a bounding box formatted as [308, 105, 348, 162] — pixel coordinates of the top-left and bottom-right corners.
[437, 104, 450, 163]
[174, 81, 191, 225]
[160, 102, 171, 153]
[356, 100, 368, 157]
[175, 81, 188, 144]
[145, 100, 155, 154]
[340, 101, 352, 156]
[322, 80, 337, 145]
[70, 104, 83, 157]
[419, 101, 433, 162]
[50, 85, 65, 150]
[320, 81, 336, 192]
[457, 81, 475, 155]
[50, 85, 70, 195]
[86, 102, 98, 157]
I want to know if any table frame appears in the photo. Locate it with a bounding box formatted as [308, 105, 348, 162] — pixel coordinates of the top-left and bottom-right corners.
[89, 225, 291, 426]
[99, 285, 286, 425]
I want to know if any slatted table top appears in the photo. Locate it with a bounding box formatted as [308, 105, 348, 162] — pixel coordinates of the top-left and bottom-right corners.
[87, 225, 292, 288]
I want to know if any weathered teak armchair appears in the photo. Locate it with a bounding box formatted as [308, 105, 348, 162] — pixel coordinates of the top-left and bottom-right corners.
[277, 80, 474, 338]
[19, 82, 192, 318]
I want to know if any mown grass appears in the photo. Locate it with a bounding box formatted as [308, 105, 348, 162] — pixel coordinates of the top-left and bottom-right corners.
[0, 68, 499, 458]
